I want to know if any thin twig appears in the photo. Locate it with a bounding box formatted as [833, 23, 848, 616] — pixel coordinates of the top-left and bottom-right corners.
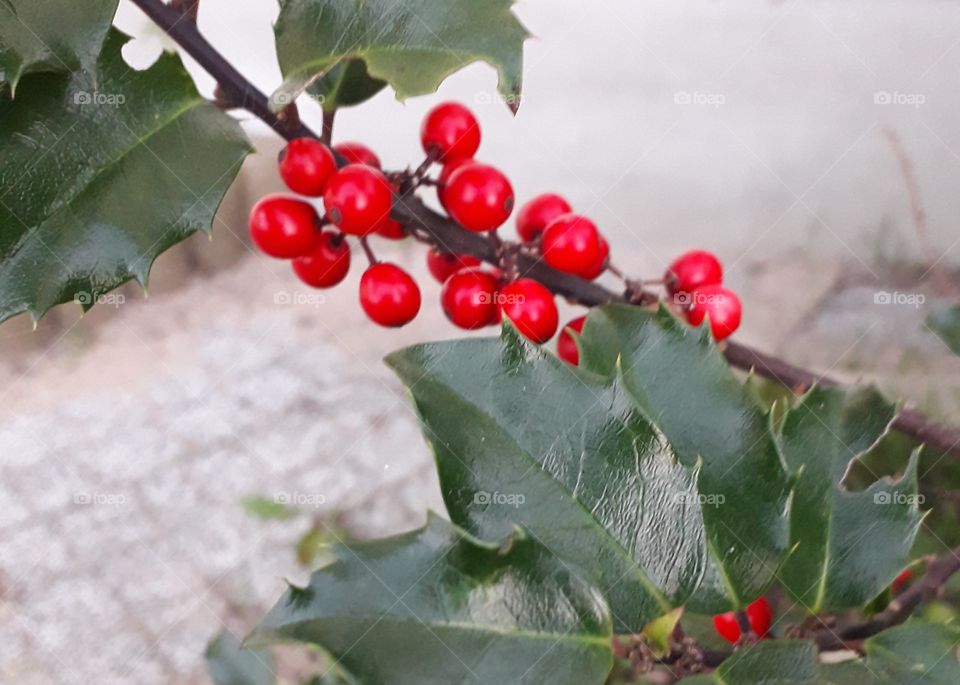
[321, 109, 335, 146]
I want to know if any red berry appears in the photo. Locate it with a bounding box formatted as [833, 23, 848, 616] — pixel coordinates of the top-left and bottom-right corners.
[278, 138, 336, 197]
[557, 316, 586, 365]
[685, 284, 742, 341]
[712, 613, 741, 644]
[541, 214, 602, 276]
[333, 142, 381, 168]
[292, 231, 350, 288]
[712, 597, 772, 644]
[426, 247, 482, 283]
[516, 193, 572, 242]
[376, 219, 407, 240]
[444, 163, 514, 232]
[581, 236, 609, 280]
[324, 165, 394, 236]
[666, 250, 723, 297]
[437, 157, 474, 210]
[441, 268, 500, 329]
[421, 102, 481, 162]
[248, 195, 320, 258]
[359, 263, 421, 327]
[892, 568, 912, 594]
[499, 279, 559, 344]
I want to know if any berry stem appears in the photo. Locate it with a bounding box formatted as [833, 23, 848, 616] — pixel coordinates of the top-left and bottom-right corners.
[359, 237, 378, 266]
[321, 109, 336, 146]
[130, 0, 960, 459]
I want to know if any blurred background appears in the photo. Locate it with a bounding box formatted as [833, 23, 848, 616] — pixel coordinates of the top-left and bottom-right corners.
[2, 0, 960, 682]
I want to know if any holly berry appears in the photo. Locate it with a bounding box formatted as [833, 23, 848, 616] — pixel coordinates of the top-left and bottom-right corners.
[376, 219, 407, 240]
[248, 195, 320, 258]
[426, 247, 482, 283]
[685, 284, 742, 341]
[444, 163, 514, 232]
[712, 597, 772, 644]
[892, 568, 913, 594]
[324, 164, 394, 236]
[499, 278, 559, 344]
[333, 142, 381, 168]
[581, 235, 609, 280]
[516, 193, 572, 242]
[437, 157, 474, 210]
[292, 231, 350, 288]
[278, 138, 336, 197]
[557, 316, 586, 365]
[541, 213, 602, 276]
[666, 250, 723, 298]
[421, 102, 481, 162]
[359, 263, 421, 327]
[441, 268, 500, 329]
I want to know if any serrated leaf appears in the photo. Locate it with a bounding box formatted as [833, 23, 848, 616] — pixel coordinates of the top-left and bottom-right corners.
[205, 630, 276, 685]
[388, 325, 709, 633]
[778, 386, 923, 612]
[583, 305, 793, 613]
[250, 513, 613, 685]
[0, 30, 251, 323]
[681, 640, 819, 684]
[0, 0, 118, 94]
[927, 305, 960, 357]
[272, 0, 529, 112]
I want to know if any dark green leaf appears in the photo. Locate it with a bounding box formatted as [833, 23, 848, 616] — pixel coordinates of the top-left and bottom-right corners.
[0, 0, 118, 93]
[864, 622, 960, 684]
[778, 386, 922, 612]
[0, 30, 251, 324]
[681, 640, 818, 684]
[583, 305, 793, 613]
[250, 513, 613, 685]
[272, 0, 529, 112]
[388, 325, 708, 633]
[927, 305, 960, 357]
[205, 630, 276, 685]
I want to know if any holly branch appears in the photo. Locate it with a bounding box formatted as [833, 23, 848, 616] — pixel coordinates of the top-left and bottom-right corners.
[130, 0, 960, 459]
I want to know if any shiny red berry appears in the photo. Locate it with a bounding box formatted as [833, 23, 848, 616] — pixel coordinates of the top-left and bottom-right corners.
[557, 316, 586, 365]
[437, 157, 474, 210]
[581, 236, 609, 280]
[666, 250, 723, 298]
[541, 214, 602, 276]
[516, 193, 572, 242]
[376, 219, 407, 240]
[712, 597, 772, 644]
[685, 284, 742, 341]
[441, 268, 499, 329]
[444, 163, 514, 232]
[421, 102, 481, 162]
[426, 247, 482, 283]
[278, 138, 336, 197]
[359, 263, 421, 327]
[892, 568, 912, 594]
[499, 279, 559, 344]
[333, 142, 381, 168]
[712, 613, 741, 644]
[292, 231, 350, 288]
[248, 195, 320, 258]
[324, 165, 393, 236]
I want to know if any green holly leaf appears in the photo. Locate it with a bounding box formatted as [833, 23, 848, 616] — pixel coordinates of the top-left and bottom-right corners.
[582, 305, 794, 614]
[927, 305, 960, 357]
[388, 325, 711, 633]
[861, 622, 960, 684]
[205, 631, 276, 685]
[0, 30, 251, 324]
[0, 0, 118, 94]
[681, 640, 819, 684]
[249, 513, 613, 685]
[778, 386, 923, 612]
[272, 0, 529, 112]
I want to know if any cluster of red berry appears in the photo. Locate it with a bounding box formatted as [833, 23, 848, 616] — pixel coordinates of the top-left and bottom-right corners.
[712, 597, 772, 643]
[247, 101, 742, 358]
